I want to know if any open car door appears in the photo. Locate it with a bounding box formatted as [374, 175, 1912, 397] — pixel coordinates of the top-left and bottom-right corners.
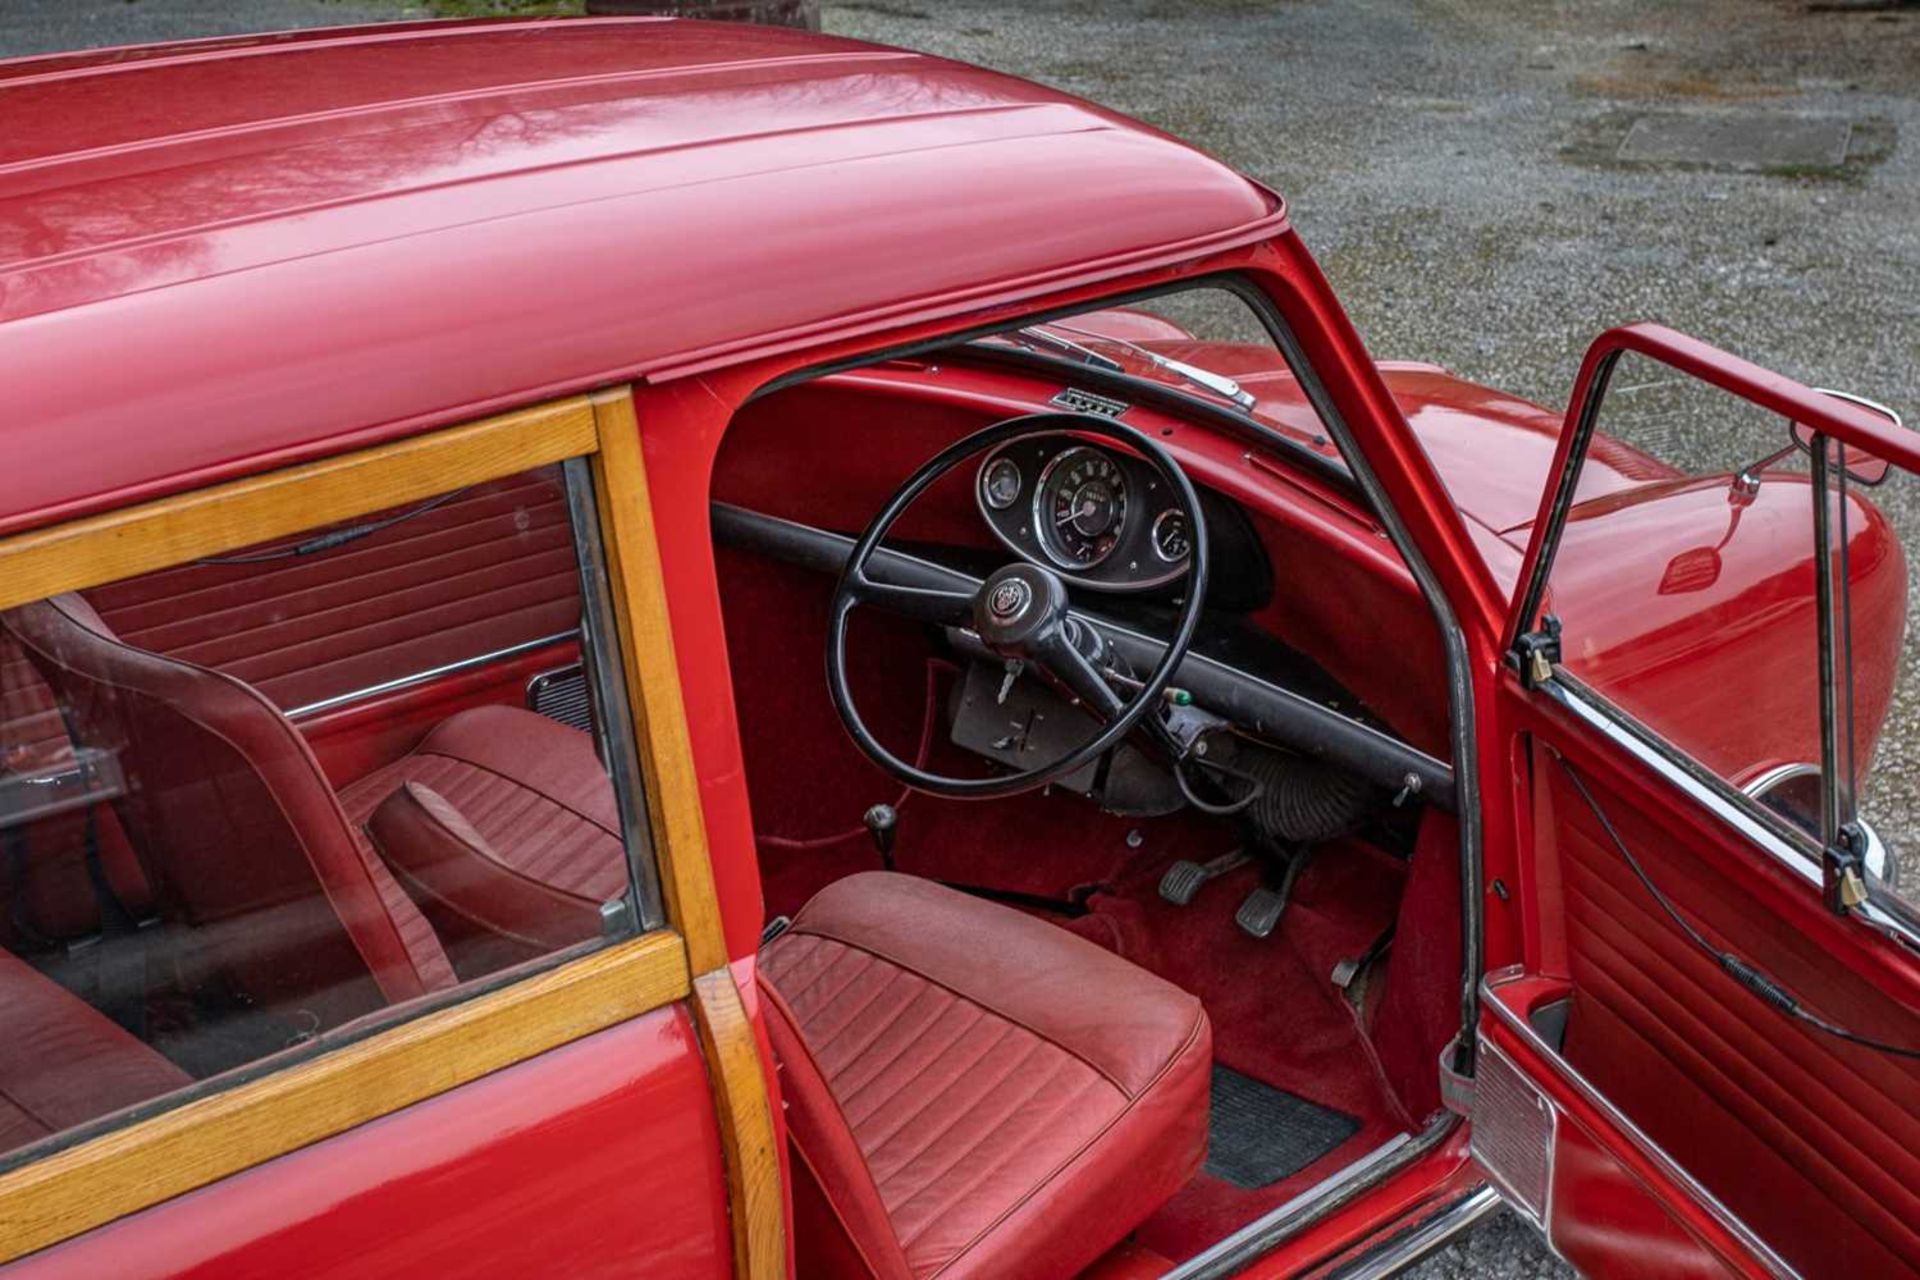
[1471, 324, 1920, 1277]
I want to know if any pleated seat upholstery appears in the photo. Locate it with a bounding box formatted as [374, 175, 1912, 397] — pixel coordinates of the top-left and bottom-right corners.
[340, 705, 628, 970]
[761, 872, 1211, 1280]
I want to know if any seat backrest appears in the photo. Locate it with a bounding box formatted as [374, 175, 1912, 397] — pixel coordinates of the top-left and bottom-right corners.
[2, 595, 450, 1025]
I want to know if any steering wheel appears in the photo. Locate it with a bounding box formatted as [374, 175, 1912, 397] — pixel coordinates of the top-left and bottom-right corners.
[826, 412, 1210, 798]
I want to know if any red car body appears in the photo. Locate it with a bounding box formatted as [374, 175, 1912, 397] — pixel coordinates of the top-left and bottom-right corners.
[0, 15, 1914, 1280]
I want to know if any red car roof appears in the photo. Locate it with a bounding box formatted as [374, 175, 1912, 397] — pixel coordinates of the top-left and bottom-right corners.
[0, 17, 1283, 536]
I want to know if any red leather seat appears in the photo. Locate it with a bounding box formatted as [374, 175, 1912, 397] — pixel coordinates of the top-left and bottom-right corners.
[0, 947, 189, 1156]
[760, 872, 1211, 1280]
[340, 705, 628, 974]
[4, 595, 457, 1027]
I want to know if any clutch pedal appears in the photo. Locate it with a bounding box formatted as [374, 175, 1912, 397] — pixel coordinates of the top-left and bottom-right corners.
[1158, 848, 1249, 906]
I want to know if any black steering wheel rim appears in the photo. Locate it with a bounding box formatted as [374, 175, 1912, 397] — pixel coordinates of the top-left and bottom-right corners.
[826, 411, 1210, 798]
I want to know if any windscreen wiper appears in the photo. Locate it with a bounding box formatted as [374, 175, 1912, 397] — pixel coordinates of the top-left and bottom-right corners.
[1042, 321, 1258, 411]
[995, 325, 1125, 372]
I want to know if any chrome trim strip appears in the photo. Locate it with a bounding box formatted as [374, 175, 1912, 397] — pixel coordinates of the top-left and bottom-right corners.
[284, 631, 579, 720]
[1743, 761, 1894, 884]
[1317, 1185, 1504, 1280]
[1742, 760, 1821, 796]
[1161, 1131, 1419, 1280]
[1544, 678, 1823, 888]
[1543, 676, 1920, 947]
[1481, 969, 1801, 1279]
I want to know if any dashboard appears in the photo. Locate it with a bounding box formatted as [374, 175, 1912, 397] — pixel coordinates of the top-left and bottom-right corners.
[975, 434, 1195, 592]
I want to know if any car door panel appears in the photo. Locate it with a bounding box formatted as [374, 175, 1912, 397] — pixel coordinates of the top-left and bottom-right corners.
[1545, 1103, 1736, 1280]
[1486, 324, 1920, 1278]
[1544, 746, 1920, 1276]
[1481, 970, 1785, 1279]
[3, 1006, 731, 1279]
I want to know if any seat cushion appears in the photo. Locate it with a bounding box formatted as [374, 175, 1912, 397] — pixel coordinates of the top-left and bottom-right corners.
[0, 949, 190, 1156]
[342, 705, 627, 959]
[761, 872, 1211, 1280]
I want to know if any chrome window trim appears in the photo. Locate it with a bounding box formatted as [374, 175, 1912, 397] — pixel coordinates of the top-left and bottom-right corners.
[284, 630, 579, 720]
[1544, 674, 1822, 888]
[1542, 674, 1920, 948]
[1481, 968, 1801, 1280]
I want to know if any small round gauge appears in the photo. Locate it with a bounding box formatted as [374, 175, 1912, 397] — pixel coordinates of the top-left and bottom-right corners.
[1035, 446, 1129, 569]
[1150, 508, 1191, 563]
[980, 456, 1023, 510]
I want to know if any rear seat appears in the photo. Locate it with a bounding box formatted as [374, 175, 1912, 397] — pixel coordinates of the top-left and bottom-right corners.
[0, 949, 187, 1155]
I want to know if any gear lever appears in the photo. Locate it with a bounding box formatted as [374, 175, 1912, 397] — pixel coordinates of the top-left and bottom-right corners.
[863, 803, 898, 872]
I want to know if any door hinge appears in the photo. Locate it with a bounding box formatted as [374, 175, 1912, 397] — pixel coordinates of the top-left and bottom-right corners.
[1511, 614, 1562, 689]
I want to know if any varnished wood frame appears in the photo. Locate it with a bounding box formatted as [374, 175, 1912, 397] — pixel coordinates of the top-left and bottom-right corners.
[589, 389, 783, 1280]
[0, 390, 783, 1278]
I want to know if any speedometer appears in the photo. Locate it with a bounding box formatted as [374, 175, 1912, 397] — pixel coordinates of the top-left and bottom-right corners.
[1035, 446, 1128, 569]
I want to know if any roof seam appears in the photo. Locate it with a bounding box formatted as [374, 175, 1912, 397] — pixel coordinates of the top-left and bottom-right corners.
[0, 16, 693, 89]
[0, 104, 1100, 301]
[0, 49, 923, 180]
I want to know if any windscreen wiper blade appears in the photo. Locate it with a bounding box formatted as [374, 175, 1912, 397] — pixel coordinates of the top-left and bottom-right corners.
[1042, 321, 1257, 412]
[991, 325, 1125, 373]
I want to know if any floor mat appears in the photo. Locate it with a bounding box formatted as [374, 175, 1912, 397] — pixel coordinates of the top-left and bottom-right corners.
[1205, 1066, 1361, 1189]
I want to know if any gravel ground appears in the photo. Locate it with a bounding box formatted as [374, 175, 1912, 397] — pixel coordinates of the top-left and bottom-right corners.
[6, 2, 1918, 1276]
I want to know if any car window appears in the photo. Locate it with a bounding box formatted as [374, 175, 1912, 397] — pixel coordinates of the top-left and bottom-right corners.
[1535, 354, 1843, 860]
[0, 460, 653, 1164]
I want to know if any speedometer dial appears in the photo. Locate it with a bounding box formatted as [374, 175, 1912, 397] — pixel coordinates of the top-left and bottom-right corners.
[1035, 446, 1128, 569]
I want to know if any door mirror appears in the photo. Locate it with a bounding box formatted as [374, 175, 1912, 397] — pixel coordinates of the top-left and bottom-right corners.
[1790, 389, 1900, 487]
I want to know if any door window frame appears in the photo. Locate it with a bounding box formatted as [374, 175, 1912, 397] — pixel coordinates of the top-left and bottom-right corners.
[0, 387, 780, 1274]
[1505, 322, 1920, 949]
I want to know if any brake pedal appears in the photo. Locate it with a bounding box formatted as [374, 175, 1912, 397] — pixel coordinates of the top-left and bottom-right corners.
[1158, 848, 1249, 906]
[1234, 887, 1287, 938]
[1234, 847, 1308, 939]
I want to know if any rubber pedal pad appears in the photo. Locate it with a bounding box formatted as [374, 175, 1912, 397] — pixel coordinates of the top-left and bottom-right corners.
[1235, 886, 1287, 939]
[1159, 860, 1210, 906]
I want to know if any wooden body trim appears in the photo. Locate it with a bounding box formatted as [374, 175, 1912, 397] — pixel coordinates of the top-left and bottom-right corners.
[0, 391, 777, 1269]
[590, 388, 784, 1280]
[0, 398, 597, 613]
[0, 933, 690, 1261]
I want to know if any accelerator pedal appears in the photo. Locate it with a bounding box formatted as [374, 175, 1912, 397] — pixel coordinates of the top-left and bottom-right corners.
[1159, 848, 1250, 907]
[1331, 925, 1396, 991]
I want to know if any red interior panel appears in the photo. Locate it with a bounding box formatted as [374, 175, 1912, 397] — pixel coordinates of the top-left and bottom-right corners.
[83, 469, 579, 716]
[1545, 753, 1920, 1278]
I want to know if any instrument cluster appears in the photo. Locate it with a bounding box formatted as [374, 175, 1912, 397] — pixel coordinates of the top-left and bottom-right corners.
[975, 435, 1192, 591]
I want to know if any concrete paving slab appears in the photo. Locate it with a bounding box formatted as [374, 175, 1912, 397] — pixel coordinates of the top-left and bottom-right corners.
[1618, 113, 1853, 170]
